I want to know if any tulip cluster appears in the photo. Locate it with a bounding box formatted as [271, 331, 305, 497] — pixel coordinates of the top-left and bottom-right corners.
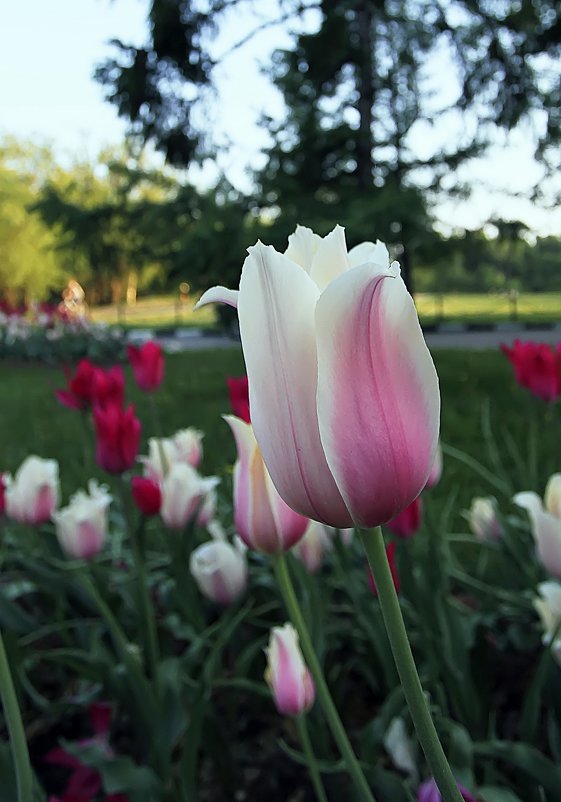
[501, 340, 561, 402]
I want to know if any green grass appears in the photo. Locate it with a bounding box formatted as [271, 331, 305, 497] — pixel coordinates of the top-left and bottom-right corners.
[1, 349, 559, 527]
[89, 292, 561, 329]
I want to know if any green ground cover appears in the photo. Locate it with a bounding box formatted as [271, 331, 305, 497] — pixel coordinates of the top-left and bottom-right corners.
[89, 292, 561, 329]
[0, 349, 558, 524]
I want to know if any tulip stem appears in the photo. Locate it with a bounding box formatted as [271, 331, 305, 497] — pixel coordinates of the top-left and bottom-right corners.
[359, 527, 464, 802]
[296, 715, 329, 802]
[0, 629, 34, 802]
[274, 554, 377, 802]
[130, 522, 160, 683]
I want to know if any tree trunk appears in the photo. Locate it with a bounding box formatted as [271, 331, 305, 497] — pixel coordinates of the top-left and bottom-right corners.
[355, 2, 374, 190]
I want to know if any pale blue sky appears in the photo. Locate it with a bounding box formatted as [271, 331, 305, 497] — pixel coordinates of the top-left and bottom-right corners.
[1, 0, 559, 236]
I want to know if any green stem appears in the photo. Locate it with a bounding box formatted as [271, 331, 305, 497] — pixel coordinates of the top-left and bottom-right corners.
[296, 715, 329, 802]
[359, 527, 463, 802]
[274, 554, 376, 802]
[0, 629, 33, 802]
[130, 523, 160, 682]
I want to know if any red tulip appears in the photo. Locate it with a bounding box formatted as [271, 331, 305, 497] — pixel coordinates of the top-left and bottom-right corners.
[93, 403, 141, 474]
[369, 541, 400, 596]
[131, 476, 162, 516]
[127, 341, 164, 392]
[92, 366, 126, 409]
[227, 376, 250, 422]
[501, 340, 561, 402]
[56, 359, 98, 410]
[386, 496, 423, 539]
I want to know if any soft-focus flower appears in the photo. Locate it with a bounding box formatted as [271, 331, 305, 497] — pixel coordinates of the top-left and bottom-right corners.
[197, 225, 440, 527]
[369, 541, 400, 596]
[190, 538, 248, 605]
[514, 477, 561, 577]
[425, 444, 442, 488]
[383, 717, 418, 783]
[387, 496, 423, 539]
[534, 581, 561, 666]
[93, 403, 141, 474]
[141, 428, 203, 480]
[197, 486, 217, 527]
[5, 456, 60, 525]
[0, 473, 6, 515]
[127, 341, 164, 392]
[265, 623, 315, 716]
[131, 476, 161, 516]
[467, 497, 503, 541]
[160, 462, 219, 530]
[227, 376, 250, 422]
[417, 777, 476, 802]
[56, 359, 97, 410]
[292, 520, 332, 573]
[225, 415, 308, 553]
[339, 527, 354, 546]
[501, 340, 561, 402]
[53, 481, 111, 559]
[92, 365, 125, 409]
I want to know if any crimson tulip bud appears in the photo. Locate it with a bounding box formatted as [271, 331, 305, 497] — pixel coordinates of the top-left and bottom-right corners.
[227, 376, 250, 422]
[501, 340, 561, 402]
[386, 496, 423, 539]
[265, 623, 315, 716]
[127, 341, 164, 392]
[131, 476, 161, 516]
[56, 359, 97, 410]
[93, 402, 141, 474]
[91, 366, 125, 409]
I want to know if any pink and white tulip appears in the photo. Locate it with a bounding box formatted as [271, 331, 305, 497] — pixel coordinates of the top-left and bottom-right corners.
[425, 445, 442, 488]
[292, 520, 332, 573]
[5, 456, 60, 525]
[160, 462, 219, 530]
[265, 623, 315, 716]
[515, 476, 561, 577]
[190, 537, 247, 605]
[225, 415, 308, 553]
[141, 428, 204, 481]
[534, 581, 561, 666]
[197, 225, 440, 527]
[53, 481, 112, 559]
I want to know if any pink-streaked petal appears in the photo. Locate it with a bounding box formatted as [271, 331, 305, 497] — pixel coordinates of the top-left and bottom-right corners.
[316, 262, 440, 526]
[309, 225, 350, 290]
[265, 471, 309, 550]
[194, 285, 238, 309]
[238, 243, 351, 526]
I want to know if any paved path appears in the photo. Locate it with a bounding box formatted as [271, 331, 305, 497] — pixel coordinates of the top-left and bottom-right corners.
[130, 325, 561, 353]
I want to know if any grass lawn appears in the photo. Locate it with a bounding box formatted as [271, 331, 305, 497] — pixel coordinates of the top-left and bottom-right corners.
[90, 291, 561, 329]
[0, 349, 558, 525]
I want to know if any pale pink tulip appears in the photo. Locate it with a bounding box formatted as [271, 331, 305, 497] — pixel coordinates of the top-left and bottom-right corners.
[225, 415, 308, 553]
[160, 463, 219, 530]
[292, 520, 332, 573]
[197, 225, 440, 528]
[190, 538, 247, 605]
[265, 623, 315, 716]
[53, 481, 112, 559]
[5, 456, 60, 525]
[515, 477, 561, 578]
[467, 497, 503, 541]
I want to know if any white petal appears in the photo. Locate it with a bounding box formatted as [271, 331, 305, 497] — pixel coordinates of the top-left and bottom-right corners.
[194, 286, 238, 309]
[309, 225, 350, 291]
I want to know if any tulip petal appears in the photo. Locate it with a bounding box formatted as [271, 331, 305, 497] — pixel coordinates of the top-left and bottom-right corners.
[310, 225, 350, 290]
[348, 240, 390, 268]
[316, 262, 440, 526]
[195, 286, 239, 309]
[284, 225, 322, 271]
[238, 243, 352, 526]
[513, 491, 544, 518]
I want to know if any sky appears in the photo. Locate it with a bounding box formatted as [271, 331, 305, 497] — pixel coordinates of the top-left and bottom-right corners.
[1, 0, 560, 237]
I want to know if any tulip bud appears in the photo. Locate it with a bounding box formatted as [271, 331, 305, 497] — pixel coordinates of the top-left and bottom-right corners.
[417, 778, 476, 802]
[386, 496, 423, 539]
[265, 623, 315, 716]
[227, 376, 250, 422]
[127, 341, 164, 392]
[502, 340, 561, 402]
[544, 474, 561, 518]
[172, 428, 203, 468]
[197, 487, 217, 528]
[160, 462, 219, 530]
[5, 456, 60, 525]
[53, 481, 111, 559]
[467, 497, 502, 541]
[91, 365, 125, 409]
[515, 486, 561, 578]
[190, 538, 247, 605]
[225, 415, 308, 553]
[141, 428, 204, 481]
[56, 359, 97, 410]
[93, 402, 141, 474]
[131, 476, 161, 516]
[197, 224, 440, 528]
[534, 581, 561, 667]
[383, 717, 418, 783]
[292, 520, 332, 573]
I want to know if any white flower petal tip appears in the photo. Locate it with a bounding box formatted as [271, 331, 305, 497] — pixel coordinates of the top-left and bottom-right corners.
[194, 286, 239, 310]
